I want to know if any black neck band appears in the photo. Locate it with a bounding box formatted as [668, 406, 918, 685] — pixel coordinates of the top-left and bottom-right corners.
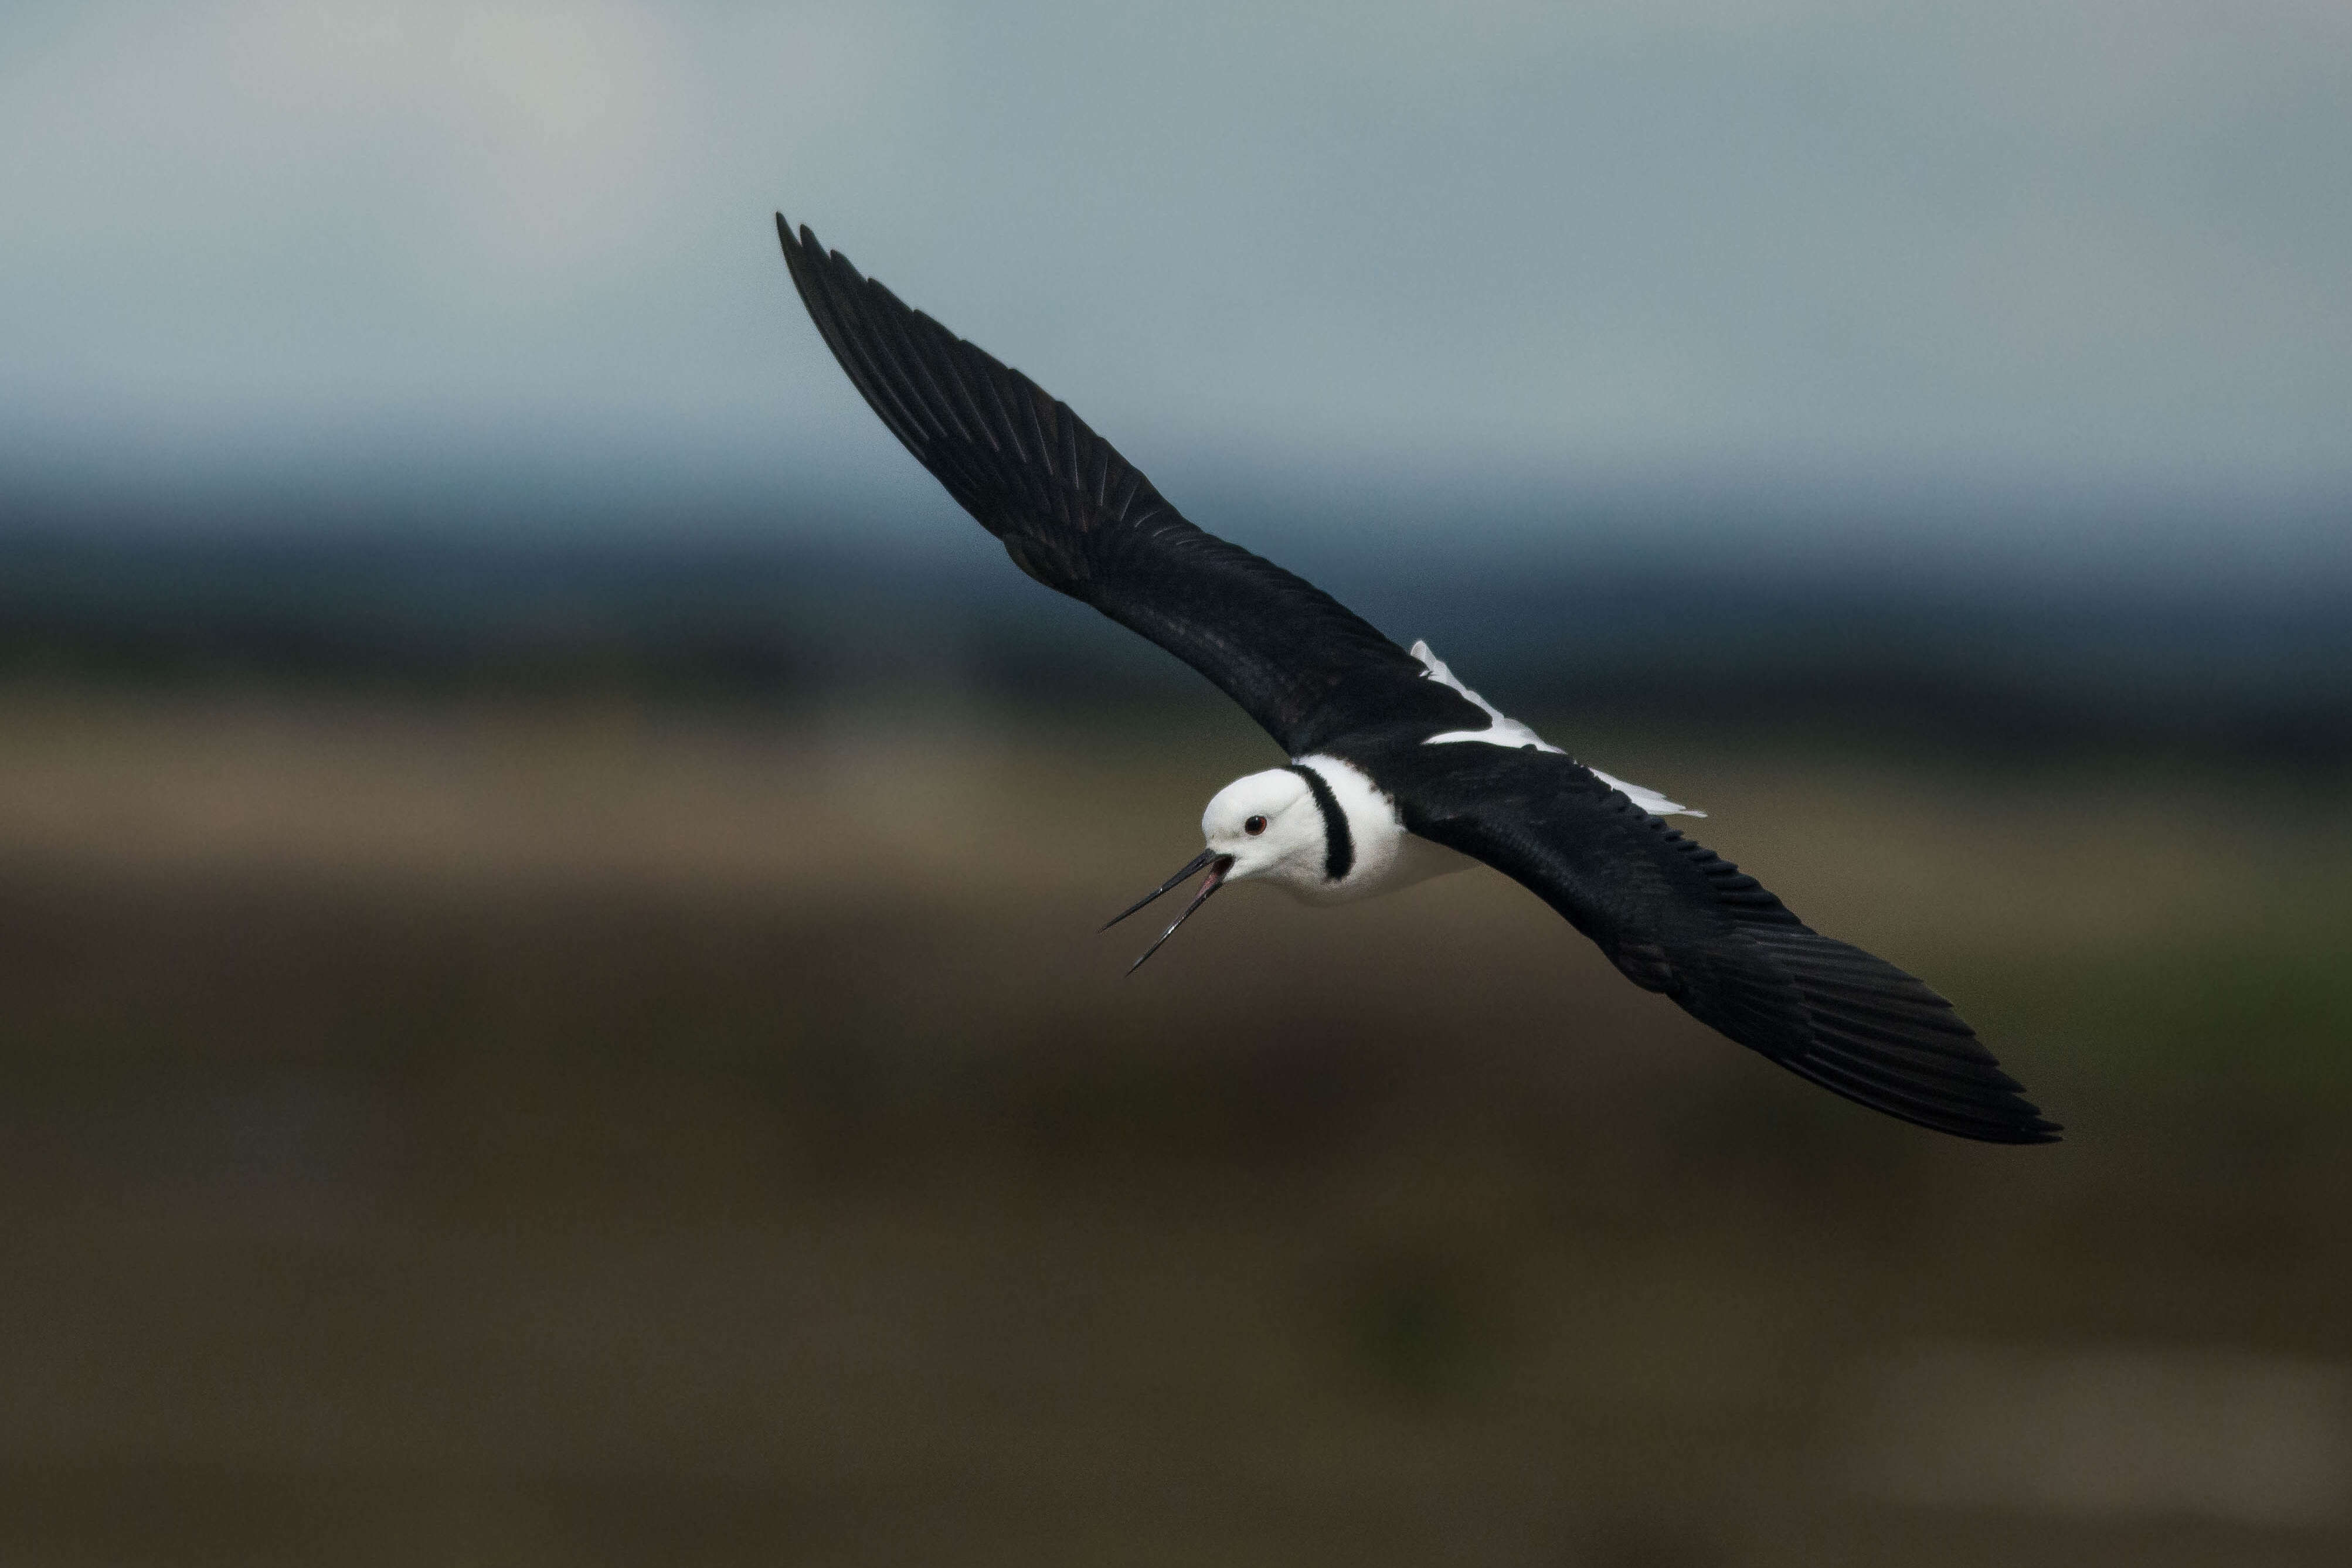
[1286, 763, 1354, 883]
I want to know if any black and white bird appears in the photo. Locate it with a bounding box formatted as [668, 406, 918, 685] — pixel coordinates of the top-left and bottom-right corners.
[773, 215, 2059, 1147]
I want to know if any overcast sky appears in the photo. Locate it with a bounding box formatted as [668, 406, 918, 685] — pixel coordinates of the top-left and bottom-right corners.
[5, 2, 2348, 551]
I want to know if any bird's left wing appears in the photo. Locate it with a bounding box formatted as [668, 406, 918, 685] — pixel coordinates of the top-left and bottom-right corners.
[1386, 744, 2060, 1144]
[774, 216, 1480, 757]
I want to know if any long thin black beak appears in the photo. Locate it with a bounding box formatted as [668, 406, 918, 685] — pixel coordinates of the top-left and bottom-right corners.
[1101, 848, 1233, 973]
[1101, 847, 1220, 931]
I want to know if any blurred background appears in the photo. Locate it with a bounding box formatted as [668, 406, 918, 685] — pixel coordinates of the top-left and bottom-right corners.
[4, 3, 2349, 1563]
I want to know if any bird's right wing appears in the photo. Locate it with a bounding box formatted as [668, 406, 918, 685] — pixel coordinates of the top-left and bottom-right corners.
[775, 216, 1481, 757]
[1388, 743, 2060, 1144]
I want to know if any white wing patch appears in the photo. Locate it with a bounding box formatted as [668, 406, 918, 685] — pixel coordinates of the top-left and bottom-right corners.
[1585, 767, 1702, 819]
[1412, 641, 1561, 754]
[1410, 640, 1705, 818]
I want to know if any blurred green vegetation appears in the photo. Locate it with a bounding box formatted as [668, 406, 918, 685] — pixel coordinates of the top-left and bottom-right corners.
[0, 686, 2345, 1565]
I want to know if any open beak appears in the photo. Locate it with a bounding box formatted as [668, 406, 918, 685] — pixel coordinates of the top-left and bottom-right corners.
[1100, 848, 1234, 973]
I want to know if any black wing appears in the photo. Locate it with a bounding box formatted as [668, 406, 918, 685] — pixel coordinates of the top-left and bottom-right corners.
[1384, 744, 2060, 1144]
[774, 216, 1481, 757]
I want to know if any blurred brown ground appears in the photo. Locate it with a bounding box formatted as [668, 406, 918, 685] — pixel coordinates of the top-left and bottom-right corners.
[0, 685, 2346, 1566]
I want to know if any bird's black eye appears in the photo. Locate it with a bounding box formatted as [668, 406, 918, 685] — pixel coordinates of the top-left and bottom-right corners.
[1245, 815, 1268, 835]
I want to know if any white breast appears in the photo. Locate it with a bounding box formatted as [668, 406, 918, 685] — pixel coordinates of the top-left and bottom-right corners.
[1290, 753, 1476, 903]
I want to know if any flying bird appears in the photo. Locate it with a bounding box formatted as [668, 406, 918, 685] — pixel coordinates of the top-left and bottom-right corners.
[773, 214, 2059, 1146]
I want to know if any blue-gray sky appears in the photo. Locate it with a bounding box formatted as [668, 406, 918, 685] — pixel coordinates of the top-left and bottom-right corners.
[6, 2, 2348, 555]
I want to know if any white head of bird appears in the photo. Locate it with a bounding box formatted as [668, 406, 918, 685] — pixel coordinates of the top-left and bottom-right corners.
[1203, 768, 1324, 887]
[1100, 768, 1320, 971]
[1102, 761, 1471, 971]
